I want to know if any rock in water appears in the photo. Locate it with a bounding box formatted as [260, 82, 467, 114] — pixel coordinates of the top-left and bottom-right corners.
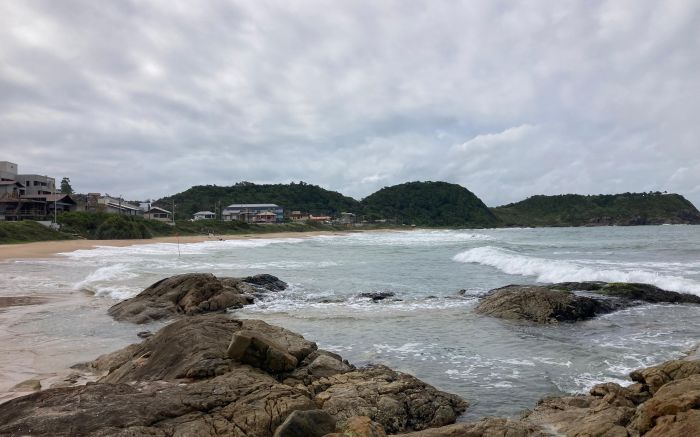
[273, 409, 336, 437]
[475, 281, 700, 324]
[107, 273, 285, 323]
[475, 285, 607, 323]
[358, 291, 395, 301]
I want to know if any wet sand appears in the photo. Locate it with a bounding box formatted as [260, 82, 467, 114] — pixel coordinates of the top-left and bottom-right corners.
[0, 230, 360, 262]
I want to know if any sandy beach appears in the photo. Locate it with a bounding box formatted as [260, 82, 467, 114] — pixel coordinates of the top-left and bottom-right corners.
[0, 230, 366, 262]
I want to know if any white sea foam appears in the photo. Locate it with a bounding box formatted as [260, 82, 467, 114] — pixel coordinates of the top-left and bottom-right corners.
[73, 264, 141, 299]
[453, 246, 700, 294]
[60, 238, 305, 259]
[314, 230, 493, 247]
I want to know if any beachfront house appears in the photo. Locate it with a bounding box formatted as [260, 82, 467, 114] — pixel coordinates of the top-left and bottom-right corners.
[144, 206, 173, 222]
[193, 211, 216, 220]
[222, 204, 284, 223]
[97, 196, 143, 216]
[289, 211, 309, 221]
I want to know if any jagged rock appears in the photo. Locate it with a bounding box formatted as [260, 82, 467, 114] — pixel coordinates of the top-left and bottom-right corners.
[475, 285, 609, 323]
[244, 273, 288, 291]
[630, 373, 700, 434]
[227, 330, 299, 373]
[107, 273, 282, 323]
[476, 281, 700, 324]
[358, 291, 395, 301]
[339, 416, 387, 437]
[273, 409, 336, 437]
[390, 418, 539, 437]
[309, 365, 468, 433]
[0, 314, 466, 437]
[630, 359, 700, 393]
[308, 354, 353, 379]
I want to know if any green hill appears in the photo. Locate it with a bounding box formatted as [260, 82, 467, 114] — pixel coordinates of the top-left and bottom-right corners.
[492, 192, 700, 227]
[360, 181, 500, 227]
[156, 181, 360, 219]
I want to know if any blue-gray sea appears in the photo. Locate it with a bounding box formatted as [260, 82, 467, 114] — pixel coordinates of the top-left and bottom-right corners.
[1, 225, 699, 418]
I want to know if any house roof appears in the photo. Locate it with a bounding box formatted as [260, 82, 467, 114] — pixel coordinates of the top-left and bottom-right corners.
[194, 211, 215, 215]
[105, 202, 141, 211]
[146, 206, 171, 214]
[225, 203, 280, 208]
[24, 194, 76, 204]
[0, 180, 23, 187]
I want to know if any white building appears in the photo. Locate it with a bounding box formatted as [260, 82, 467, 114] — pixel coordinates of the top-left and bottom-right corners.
[193, 211, 216, 220]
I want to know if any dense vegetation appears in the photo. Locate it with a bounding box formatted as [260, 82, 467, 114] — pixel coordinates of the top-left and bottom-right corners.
[58, 212, 170, 239]
[492, 193, 700, 227]
[0, 221, 75, 244]
[156, 182, 360, 220]
[52, 211, 348, 241]
[360, 181, 501, 227]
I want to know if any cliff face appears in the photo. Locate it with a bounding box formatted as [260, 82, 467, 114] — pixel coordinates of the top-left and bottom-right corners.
[491, 192, 700, 227]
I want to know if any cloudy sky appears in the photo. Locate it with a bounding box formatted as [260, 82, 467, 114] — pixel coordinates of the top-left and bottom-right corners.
[1, 1, 699, 206]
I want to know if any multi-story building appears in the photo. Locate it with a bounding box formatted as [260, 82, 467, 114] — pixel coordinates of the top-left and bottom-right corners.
[222, 204, 284, 223]
[0, 161, 18, 181]
[16, 174, 55, 196]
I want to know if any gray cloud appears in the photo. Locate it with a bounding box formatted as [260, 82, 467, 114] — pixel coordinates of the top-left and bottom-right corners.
[1, 0, 699, 206]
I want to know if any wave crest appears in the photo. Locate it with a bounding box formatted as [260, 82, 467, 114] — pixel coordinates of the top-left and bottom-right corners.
[453, 246, 700, 295]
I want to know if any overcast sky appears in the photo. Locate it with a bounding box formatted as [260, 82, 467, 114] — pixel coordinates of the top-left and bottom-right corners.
[1, 1, 699, 206]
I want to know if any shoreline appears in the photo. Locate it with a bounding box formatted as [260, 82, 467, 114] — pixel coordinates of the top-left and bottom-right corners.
[0, 229, 372, 262]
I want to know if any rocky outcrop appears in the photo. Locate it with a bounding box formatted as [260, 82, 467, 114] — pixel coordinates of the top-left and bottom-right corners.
[0, 314, 467, 436]
[309, 365, 468, 433]
[475, 285, 610, 323]
[476, 281, 700, 324]
[521, 358, 700, 436]
[107, 273, 286, 323]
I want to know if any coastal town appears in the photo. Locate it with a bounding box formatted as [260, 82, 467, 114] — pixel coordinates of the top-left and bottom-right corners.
[0, 160, 358, 226]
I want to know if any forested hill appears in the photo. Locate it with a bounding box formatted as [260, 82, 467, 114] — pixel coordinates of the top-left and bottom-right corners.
[157, 182, 360, 219]
[360, 181, 500, 227]
[491, 193, 700, 227]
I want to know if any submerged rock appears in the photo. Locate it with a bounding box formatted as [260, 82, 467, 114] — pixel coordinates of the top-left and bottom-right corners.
[0, 314, 467, 436]
[359, 291, 395, 301]
[108, 273, 285, 323]
[476, 281, 700, 324]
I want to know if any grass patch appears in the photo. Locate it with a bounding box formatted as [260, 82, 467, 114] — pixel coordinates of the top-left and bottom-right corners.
[0, 221, 75, 244]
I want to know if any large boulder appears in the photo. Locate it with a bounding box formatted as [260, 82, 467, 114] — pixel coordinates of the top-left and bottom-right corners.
[309, 365, 468, 433]
[273, 409, 336, 437]
[630, 359, 700, 394]
[521, 359, 700, 436]
[228, 330, 299, 373]
[0, 314, 468, 437]
[474, 285, 608, 324]
[630, 374, 700, 434]
[108, 273, 286, 324]
[476, 281, 700, 324]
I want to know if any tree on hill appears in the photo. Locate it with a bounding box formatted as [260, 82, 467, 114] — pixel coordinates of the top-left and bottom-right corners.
[156, 181, 360, 220]
[491, 192, 700, 226]
[360, 181, 500, 227]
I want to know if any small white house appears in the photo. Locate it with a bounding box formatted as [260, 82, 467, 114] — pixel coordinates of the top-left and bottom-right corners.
[144, 206, 173, 222]
[193, 211, 216, 220]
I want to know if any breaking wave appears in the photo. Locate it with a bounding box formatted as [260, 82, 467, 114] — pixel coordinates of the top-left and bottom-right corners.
[453, 246, 700, 295]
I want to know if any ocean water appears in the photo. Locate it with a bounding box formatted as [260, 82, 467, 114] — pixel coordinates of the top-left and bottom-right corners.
[1, 225, 699, 417]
